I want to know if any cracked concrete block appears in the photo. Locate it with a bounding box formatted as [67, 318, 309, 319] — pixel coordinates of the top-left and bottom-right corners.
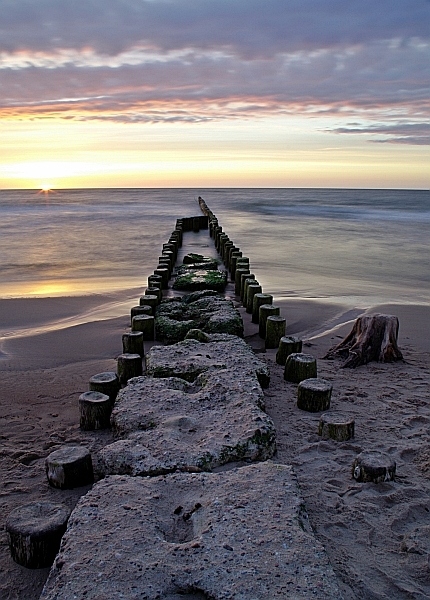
[155, 295, 243, 343]
[40, 462, 344, 600]
[97, 370, 274, 476]
[146, 334, 269, 388]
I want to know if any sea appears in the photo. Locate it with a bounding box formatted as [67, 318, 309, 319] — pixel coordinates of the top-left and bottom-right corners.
[0, 188, 429, 312]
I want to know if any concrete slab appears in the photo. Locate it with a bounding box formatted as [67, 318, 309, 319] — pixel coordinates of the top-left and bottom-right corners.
[146, 334, 270, 388]
[156, 295, 243, 343]
[40, 462, 344, 600]
[97, 370, 275, 476]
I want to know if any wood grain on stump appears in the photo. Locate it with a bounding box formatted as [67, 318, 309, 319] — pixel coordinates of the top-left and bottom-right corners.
[324, 313, 403, 368]
[265, 315, 286, 349]
[297, 378, 332, 412]
[284, 352, 317, 383]
[318, 411, 355, 441]
[79, 391, 111, 430]
[122, 331, 144, 357]
[352, 450, 396, 483]
[259, 304, 280, 339]
[45, 446, 94, 489]
[117, 353, 143, 385]
[6, 502, 70, 568]
[276, 335, 303, 365]
[89, 371, 120, 404]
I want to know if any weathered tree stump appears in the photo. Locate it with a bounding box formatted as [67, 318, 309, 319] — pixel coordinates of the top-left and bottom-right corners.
[139, 294, 159, 315]
[276, 335, 303, 365]
[352, 450, 396, 483]
[122, 331, 144, 357]
[284, 353, 317, 383]
[259, 304, 280, 339]
[79, 391, 111, 430]
[130, 304, 152, 325]
[324, 313, 403, 368]
[117, 353, 143, 385]
[45, 446, 94, 489]
[297, 378, 332, 412]
[246, 283, 262, 314]
[132, 314, 155, 340]
[318, 411, 355, 441]
[6, 502, 71, 568]
[252, 293, 273, 324]
[89, 371, 120, 405]
[265, 316, 286, 349]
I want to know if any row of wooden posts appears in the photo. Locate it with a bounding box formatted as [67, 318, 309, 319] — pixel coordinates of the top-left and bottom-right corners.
[6, 198, 394, 570]
[200, 197, 398, 485]
[198, 196, 335, 411]
[6, 213, 203, 569]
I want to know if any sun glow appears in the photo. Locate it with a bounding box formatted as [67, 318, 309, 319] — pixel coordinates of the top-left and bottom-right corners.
[41, 183, 53, 192]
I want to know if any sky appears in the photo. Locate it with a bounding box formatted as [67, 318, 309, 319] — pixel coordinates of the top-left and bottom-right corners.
[0, 0, 429, 189]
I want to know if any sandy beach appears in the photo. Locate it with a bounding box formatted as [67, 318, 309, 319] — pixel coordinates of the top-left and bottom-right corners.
[1, 289, 429, 599]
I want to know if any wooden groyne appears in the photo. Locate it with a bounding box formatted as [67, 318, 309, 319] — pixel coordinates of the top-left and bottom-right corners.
[6, 197, 345, 599]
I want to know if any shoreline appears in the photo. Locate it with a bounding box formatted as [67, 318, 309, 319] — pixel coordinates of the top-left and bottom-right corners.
[1, 283, 430, 597]
[1, 293, 429, 371]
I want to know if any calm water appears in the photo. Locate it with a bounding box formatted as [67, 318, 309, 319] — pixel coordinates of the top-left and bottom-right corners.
[0, 188, 429, 308]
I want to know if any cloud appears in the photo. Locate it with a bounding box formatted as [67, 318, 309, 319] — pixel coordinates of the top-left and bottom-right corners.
[0, 0, 428, 144]
[0, 0, 428, 57]
[332, 122, 430, 145]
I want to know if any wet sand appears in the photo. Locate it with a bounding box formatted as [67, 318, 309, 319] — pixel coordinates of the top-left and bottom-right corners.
[1, 292, 429, 599]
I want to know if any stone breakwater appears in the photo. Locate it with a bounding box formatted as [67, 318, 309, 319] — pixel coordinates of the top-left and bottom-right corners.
[36, 199, 344, 599]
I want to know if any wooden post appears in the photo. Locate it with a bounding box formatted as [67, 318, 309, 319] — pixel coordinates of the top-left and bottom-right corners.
[318, 412, 355, 441]
[230, 252, 242, 278]
[352, 451, 396, 483]
[265, 316, 286, 349]
[145, 287, 162, 303]
[130, 305, 152, 325]
[297, 378, 332, 412]
[246, 283, 262, 314]
[6, 502, 71, 568]
[79, 391, 111, 430]
[259, 304, 280, 339]
[284, 353, 317, 383]
[139, 294, 159, 315]
[122, 331, 144, 357]
[132, 314, 155, 340]
[252, 293, 273, 324]
[148, 274, 163, 289]
[235, 267, 250, 295]
[117, 353, 143, 385]
[241, 274, 256, 302]
[45, 446, 94, 489]
[89, 371, 120, 405]
[276, 336, 302, 365]
[154, 267, 169, 289]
